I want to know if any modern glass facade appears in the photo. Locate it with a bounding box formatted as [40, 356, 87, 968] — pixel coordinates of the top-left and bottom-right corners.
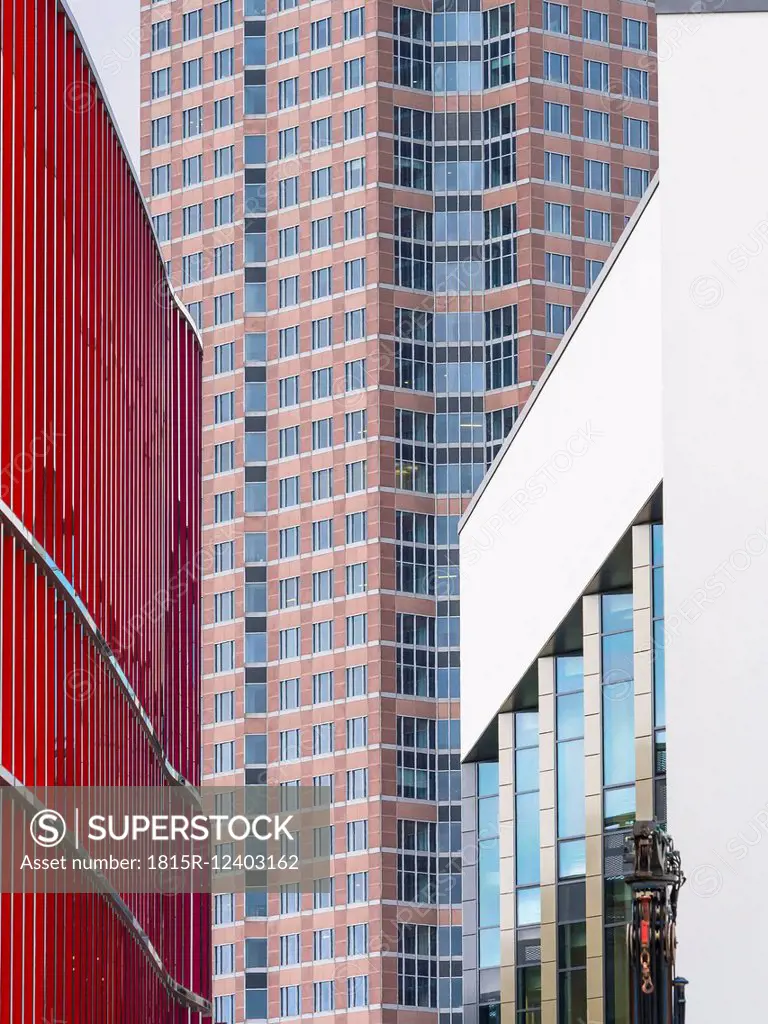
[140, 0, 656, 1017]
[0, 1, 208, 1020]
[463, 521, 665, 1023]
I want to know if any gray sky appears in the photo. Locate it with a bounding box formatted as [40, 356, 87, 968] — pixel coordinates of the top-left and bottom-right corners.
[67, 0, 141, 167]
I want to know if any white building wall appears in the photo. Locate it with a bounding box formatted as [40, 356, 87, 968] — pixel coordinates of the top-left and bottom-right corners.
[459, 195, 663, 759]
[658, 9, 768, 1015]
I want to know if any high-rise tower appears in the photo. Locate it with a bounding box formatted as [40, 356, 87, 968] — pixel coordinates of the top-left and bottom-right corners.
[139, 0, 655, 1019]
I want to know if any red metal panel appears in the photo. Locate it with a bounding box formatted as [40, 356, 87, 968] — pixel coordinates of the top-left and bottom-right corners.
[0, 1, 209, 1021]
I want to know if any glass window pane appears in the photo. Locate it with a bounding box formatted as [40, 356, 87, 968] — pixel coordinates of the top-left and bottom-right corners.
[515, 792, 540, 885]
[516, 888, 541, 927]
[602, 592, 633, 633]
[557, 739, 585, 838]
[556, 692, 583, 740]
[558, 838, 586, 879]
[603, 684, 634, 786]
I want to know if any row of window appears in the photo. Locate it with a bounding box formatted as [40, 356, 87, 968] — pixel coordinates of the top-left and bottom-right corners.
[278, 208, 366, 259]
[277, 8, 366, 61]
[150, 46, 239, 100]
[214, 923, 369, 977]
[278, 258, 366, 307]
[150, 144, 235, 200]
[273, 310, 366, 357]
[545, 251, 608, 286]
[544, 105, 650, 149]
[151, 97, 237, 146]
[275, 667, 368, 708]
[277, 358, 366, 408]
[277, 613, 369, 660]
[271, 513, 368, 558]
[544, 202, 614, 240]
[277, 717, 369, 760]
[544, 56, 650, 98]
[275, 412, 368, 461]
[278, 156, 367, 209]
[150, 2, 234, 52]
[542, 4, 650, 50]
[279, 62, 366, 121]
[544, 153, 651, 197]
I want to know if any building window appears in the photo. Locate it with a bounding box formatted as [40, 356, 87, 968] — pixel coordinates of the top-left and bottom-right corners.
[545, 302, 572, 336]
[344, 56, 366, 89]
[279, 28, 300, 59]
[214, 741, 235, 773]
[583, 58, 609, 92]
[624, 116, 650, 150]
[182, 106, 203, 138]
[183, 57, 202, 90]
[584, 209, 611, 242]
[583, 108, 610, 142]
[278, 78, 298, 111]
[280, 526, 300, 558]
[345, 106, 366, 140]
[279, 126, 299, 158]
[214, 97, 235, 129]
[348, 976, 369, 1008]
[624, 166, 650, 198]
[545, 252, 571, 285]
[215, 47, 235, 79]
[215, 0, 233, 30]
[345, 257, 366, 290]
[543, 51, 569, 83]
[311, 16, 332, 49]
[347, 769, 368, 800]
[343, 666, 367, 700]
[312, 218, 333, 251]
[312, 67, 332, 99]
[393, 7, 433, 90]
[280, 678, 300, 710]
[583, 9, 609, 41]
[344, 157, 366, 190]
[347, 871, 368, 903]
[279, 475, 300, 509]
[346, 511, 367, 544]
[623, 67, 649, 99]
[345, 7, 366, 39]
[313, 720, 334, 753]
[584, 159, 610, 192]
[279, 276, 300, 308]
[623, 17, 649, 49]
[151, 115, 170, 148]
[151, 19, 171, 51]
[312, 167, 332, 199]
[314, 981, 335, 1013]
[151, 67, 171, 99]
[398, 924, 437, 1007]
[347, 822, 368, 854]
[279, 176, 299, 208]
[542, 1, 568, 33]
[313, 671, 333, 703]
[545, 202, 571, 235]
[313, 519, 333, 551]
[281, 986, 301, 1017]
[544, 151, 570, 185]
[346, 613, 368, 647]
[586, 258, 604, 288]
[544, 101, 570, 134]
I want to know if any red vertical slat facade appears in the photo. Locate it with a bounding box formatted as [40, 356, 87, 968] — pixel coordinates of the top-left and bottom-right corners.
[0, 1, 210, 1021]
